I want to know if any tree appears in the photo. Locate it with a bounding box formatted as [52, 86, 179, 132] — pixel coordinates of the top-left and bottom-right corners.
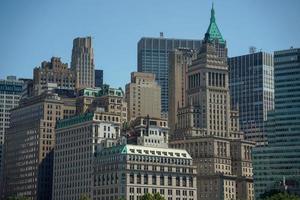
[79, 194, 91, 200]
[141, 193, 165, 200]
[7, 196, 30, 200]
[262, 192, 300, 200]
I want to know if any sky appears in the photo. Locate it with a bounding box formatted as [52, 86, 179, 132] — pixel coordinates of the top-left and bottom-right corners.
[0, 0, 300, 88]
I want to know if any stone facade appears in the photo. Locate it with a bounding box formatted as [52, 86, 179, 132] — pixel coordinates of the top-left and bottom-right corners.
[125, 72, 161, 121]
[33, 57, 76, 95]
[170, 5, 255, 200]
[93, 145, 197, 200]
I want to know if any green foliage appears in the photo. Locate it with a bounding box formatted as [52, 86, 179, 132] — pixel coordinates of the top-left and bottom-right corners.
[262, 192, 300, 200]
[79, 194, 91, 200]
[141, 193, 165, 200]
[7, 196, 30, 200]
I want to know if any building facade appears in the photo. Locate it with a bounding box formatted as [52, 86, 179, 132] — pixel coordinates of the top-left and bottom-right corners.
[170, 5, 255, 200]
[0, 76, 23, 197]
[127, 116, 169, 148]
[168, 48, 197, 134]
[137, 34, 202, 117]
[125, 72, 161, 121]
[33, 57, 76, 95]
[76, 86, 127, 123]
[253, 48, 300, 199]
[95, 69, 103, 88]
[3, 92, 76, 200]
[71, 36, 95, 89]
[52, 111, 122, 200]
[93, 144, 197, 200]
[228, 52, 274, 144]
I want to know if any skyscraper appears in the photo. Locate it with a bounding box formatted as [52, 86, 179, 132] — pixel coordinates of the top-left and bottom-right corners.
[253, 48, 300, 199]
[228, 52, 274, 145]
[170, 5, 255, 200]
[3, 92, 76, 200]
[71, 37, 95, 89]
[95, 69, 103, 88]
[0, 76, 23, 198]
[168, 48, 197, 134]
[137, 33, 202, 117]
[125, 72, 161, 121]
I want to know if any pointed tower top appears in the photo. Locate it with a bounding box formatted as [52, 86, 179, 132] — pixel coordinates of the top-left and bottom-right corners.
[205, 3, 225, 44]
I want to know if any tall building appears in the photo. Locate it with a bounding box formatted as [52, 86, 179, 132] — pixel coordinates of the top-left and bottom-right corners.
[71, 37, 95, 89]
[93, 144, 197, 200]
[0, 76, 23, 197]
[95, 69, 103, 88]
[33, 57, 76, 95]
[3, 92, 76, 200]
[170, 5, 255, 200]
[125, 72, 161, 121]
[137, 33, 202, 117]
[52, 111, 122, 200]
[228, 52, 274, 144]
[253, 48, 300, 199]
[168, 48, 197, 134]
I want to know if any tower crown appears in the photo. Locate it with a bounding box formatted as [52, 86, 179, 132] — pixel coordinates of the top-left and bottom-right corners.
[205, 3, 225, 44]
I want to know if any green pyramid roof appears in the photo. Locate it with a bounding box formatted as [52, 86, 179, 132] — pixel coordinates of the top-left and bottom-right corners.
[206, 3, 225, 44]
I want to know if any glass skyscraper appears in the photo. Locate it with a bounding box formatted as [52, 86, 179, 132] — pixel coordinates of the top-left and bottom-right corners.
[137, 35, 202, 117]
[228, 52, 274, 145]
[253, 48, 300, 199]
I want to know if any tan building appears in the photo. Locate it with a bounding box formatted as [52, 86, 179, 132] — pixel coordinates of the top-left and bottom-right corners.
[168, 48, 197, 134]
[76, 86, 127, 123]
[33, 57, 76, 95]
[3, 92, 76, 200]
[94, 144, 197, 200]
[170, 5, 255, 200]
[71, 37, 95, 89]
[125, 72, 161, 121]
[127, 116, 169, 148]
[52, 111, 122, 200]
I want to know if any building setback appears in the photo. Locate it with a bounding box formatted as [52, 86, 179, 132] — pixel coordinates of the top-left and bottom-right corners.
[71, 37, 95, 89]
[93, 144, 197, 200]
[0, 76, 23, 198]
[125, 72, 161, 121]
[3, 92, 76, 200]
[253, 48, 300, 199]
[137, 33, 202, 117]
[33, 57, 76, 95]
[52, 111, 122, 200]
[170, 5, 255, 200]
[228, 52, 274, 145]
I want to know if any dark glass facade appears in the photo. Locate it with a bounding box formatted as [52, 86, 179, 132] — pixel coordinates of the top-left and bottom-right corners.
[228, 52, 274, 144]
[137, 37, 202, 116]
[253, 48, 300, 199]
[95, 69, 103, 88]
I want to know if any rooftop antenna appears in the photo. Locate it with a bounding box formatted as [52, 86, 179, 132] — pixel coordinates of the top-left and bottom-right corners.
[249, 46, 257, 54]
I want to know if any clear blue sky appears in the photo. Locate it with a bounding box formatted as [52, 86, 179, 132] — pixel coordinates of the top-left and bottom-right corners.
[0, 0, 299, 88]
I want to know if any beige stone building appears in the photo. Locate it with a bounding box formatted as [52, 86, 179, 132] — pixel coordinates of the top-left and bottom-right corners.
[3, 92, 76, 200]
[168, 48, 197, 134]
[76, 87, 127, 123]
[33, 57, 76, 95]
[170, 5, 255, 200]
[125, 72, 161, 121]
[93, 144, 197, 200]
[52, 111, 122, 200]
[71, 36, 95, 89]
[127, 116, 169, 148]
